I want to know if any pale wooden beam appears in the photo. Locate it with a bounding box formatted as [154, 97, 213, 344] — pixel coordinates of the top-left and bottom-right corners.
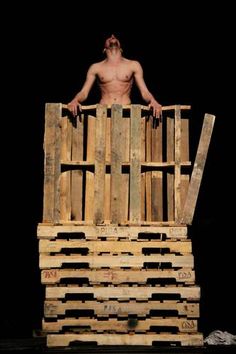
[180, 114, 215, 225]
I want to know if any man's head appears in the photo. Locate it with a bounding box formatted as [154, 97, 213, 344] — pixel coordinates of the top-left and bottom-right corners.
[104, 34, 122, 52]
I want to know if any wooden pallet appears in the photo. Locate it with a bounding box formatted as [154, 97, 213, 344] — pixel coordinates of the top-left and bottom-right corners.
[38, 103, 215, 347]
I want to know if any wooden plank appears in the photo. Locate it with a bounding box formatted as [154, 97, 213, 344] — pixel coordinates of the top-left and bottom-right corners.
[71, 115, 84, 220]
[94, 105, 106, 224]
[104, 114, 111, 221]
[44, 300, 199, 317]
[47, 333, 203, 347]
[180, 114, 215, 224]
[121, 114, 130, 222]
[174, 106, 181, 221]
[61, 161, 191, 167]
[37, 225, 188, 239]
[40, 254, 194, 269]
[181, 175, 190, 211]
[39, 239, 192, 254]
[43, 317, 198, 333]
[145, 116, 152, 221]
[152, 118, 163, 221]
[60, 117, 72, 221]
[63, 104, 191, 112]
[104, 173, 110, 221]
[180, 118, 190, 212]
[141, 118, 146, 221]
[130, 105, 141, 222]
[110, 105, 123, 223]
[41, 268, 195, 285]
[85, 115, 95, 221]
[46, 285, 200, 300]
[43, 103, 61, 222]
[167, 116, 174, 222]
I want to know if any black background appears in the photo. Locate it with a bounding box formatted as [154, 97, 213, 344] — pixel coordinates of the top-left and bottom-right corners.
[1, 3, 235, 339]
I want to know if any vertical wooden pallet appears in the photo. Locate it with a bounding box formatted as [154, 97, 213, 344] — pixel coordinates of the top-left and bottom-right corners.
[39, 103, 215, 347]
[43, 103, 205, 225]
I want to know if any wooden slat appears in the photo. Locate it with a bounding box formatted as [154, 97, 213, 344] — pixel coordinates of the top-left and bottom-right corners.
[40, 254, 194, 269]
[43, 103, 61, 222]
[145, 116, 152, 221]
[60, 117, 72, 221]
[180, 114, 215, 224]
[167, 116, 175, 221]
[37, 225, 188, 239]
[94, 105, 106, 224]
[174, 106, 182, 221]
[71, 115, 84, 220]
[110, 105, 123, 223]
[152, 118, 163, 221]
[43, 317, 198, 333]
[41, 268, 195, 285]
[180, 118, 190, 211]
[104, 114, 111, 221]
[130, 105, 141, 222]
[39, 239, 192, 254]
[46, 285, 200, 300]
[61, 160, 191, 167]
[44, 300, 199, 317]
[47, 333, 203, 347]
[62, 104, 191, 112]
[85, 115, 95, 221]
[121, 114, 130, 222]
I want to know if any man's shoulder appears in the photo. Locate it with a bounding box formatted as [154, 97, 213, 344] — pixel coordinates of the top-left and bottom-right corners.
[122, 58, 141, 67]
[88, 60, 106, 70]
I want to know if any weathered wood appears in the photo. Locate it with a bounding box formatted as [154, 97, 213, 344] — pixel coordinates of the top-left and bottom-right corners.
[85, 115, 95, 221]
[37, 225, 188, 239]
[44, 299, 199, 317]
[121, 115, 130, 222]
[43, 317, 198, 333]
[180, 114, 215, 224]
[47, 333, 203, 347]
[130, 105, 141, 222]
[39, 239, 192, 254]
[174, 106, 181, 221]
[41, 268, 195, 285]
[167, 116, 174, 221]
[151, 117, 163, 221]
[40, 254, 194, 269]
[43, 103, 61, 222]
[62, 104, 191, 112]
[145, 116, 152, 221]
[71, 115, 84, 220]
[60, 117, 72, 221]
[94, 105, 106, 224]
[46, 285, 200, 300]
[110, 105, 123, 223]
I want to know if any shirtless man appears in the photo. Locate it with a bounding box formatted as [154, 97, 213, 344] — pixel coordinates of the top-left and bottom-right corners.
[68, 34, 162, 118]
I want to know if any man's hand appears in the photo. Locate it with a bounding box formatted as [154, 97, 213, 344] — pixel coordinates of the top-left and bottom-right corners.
[148, 100, 162, 120]
[67, 99, 82, 117]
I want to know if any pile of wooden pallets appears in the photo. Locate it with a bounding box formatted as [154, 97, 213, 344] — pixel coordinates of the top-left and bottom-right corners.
[37, 104, 215, 347]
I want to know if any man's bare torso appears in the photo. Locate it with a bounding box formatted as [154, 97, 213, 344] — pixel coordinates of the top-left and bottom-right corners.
[94, 58, 135, 105]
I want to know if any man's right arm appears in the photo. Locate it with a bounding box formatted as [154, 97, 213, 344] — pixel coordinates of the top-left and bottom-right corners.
[67, 64, 97, 116]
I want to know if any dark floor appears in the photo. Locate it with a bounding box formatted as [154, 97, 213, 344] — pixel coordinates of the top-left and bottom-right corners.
[0, 338, 235, 354]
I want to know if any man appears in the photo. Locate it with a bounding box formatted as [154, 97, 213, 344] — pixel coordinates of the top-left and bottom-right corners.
[68, 34, 162, 118]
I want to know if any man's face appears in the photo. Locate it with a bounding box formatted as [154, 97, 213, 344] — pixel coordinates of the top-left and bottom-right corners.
[104, 34, 121, 50]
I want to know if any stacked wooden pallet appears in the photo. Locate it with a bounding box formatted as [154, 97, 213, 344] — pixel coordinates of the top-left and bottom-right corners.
[38, 224, 202, 346]
[38, 104, 214, 347]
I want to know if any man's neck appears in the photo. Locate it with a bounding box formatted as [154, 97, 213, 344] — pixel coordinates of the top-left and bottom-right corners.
[106, 48, 123, 63]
